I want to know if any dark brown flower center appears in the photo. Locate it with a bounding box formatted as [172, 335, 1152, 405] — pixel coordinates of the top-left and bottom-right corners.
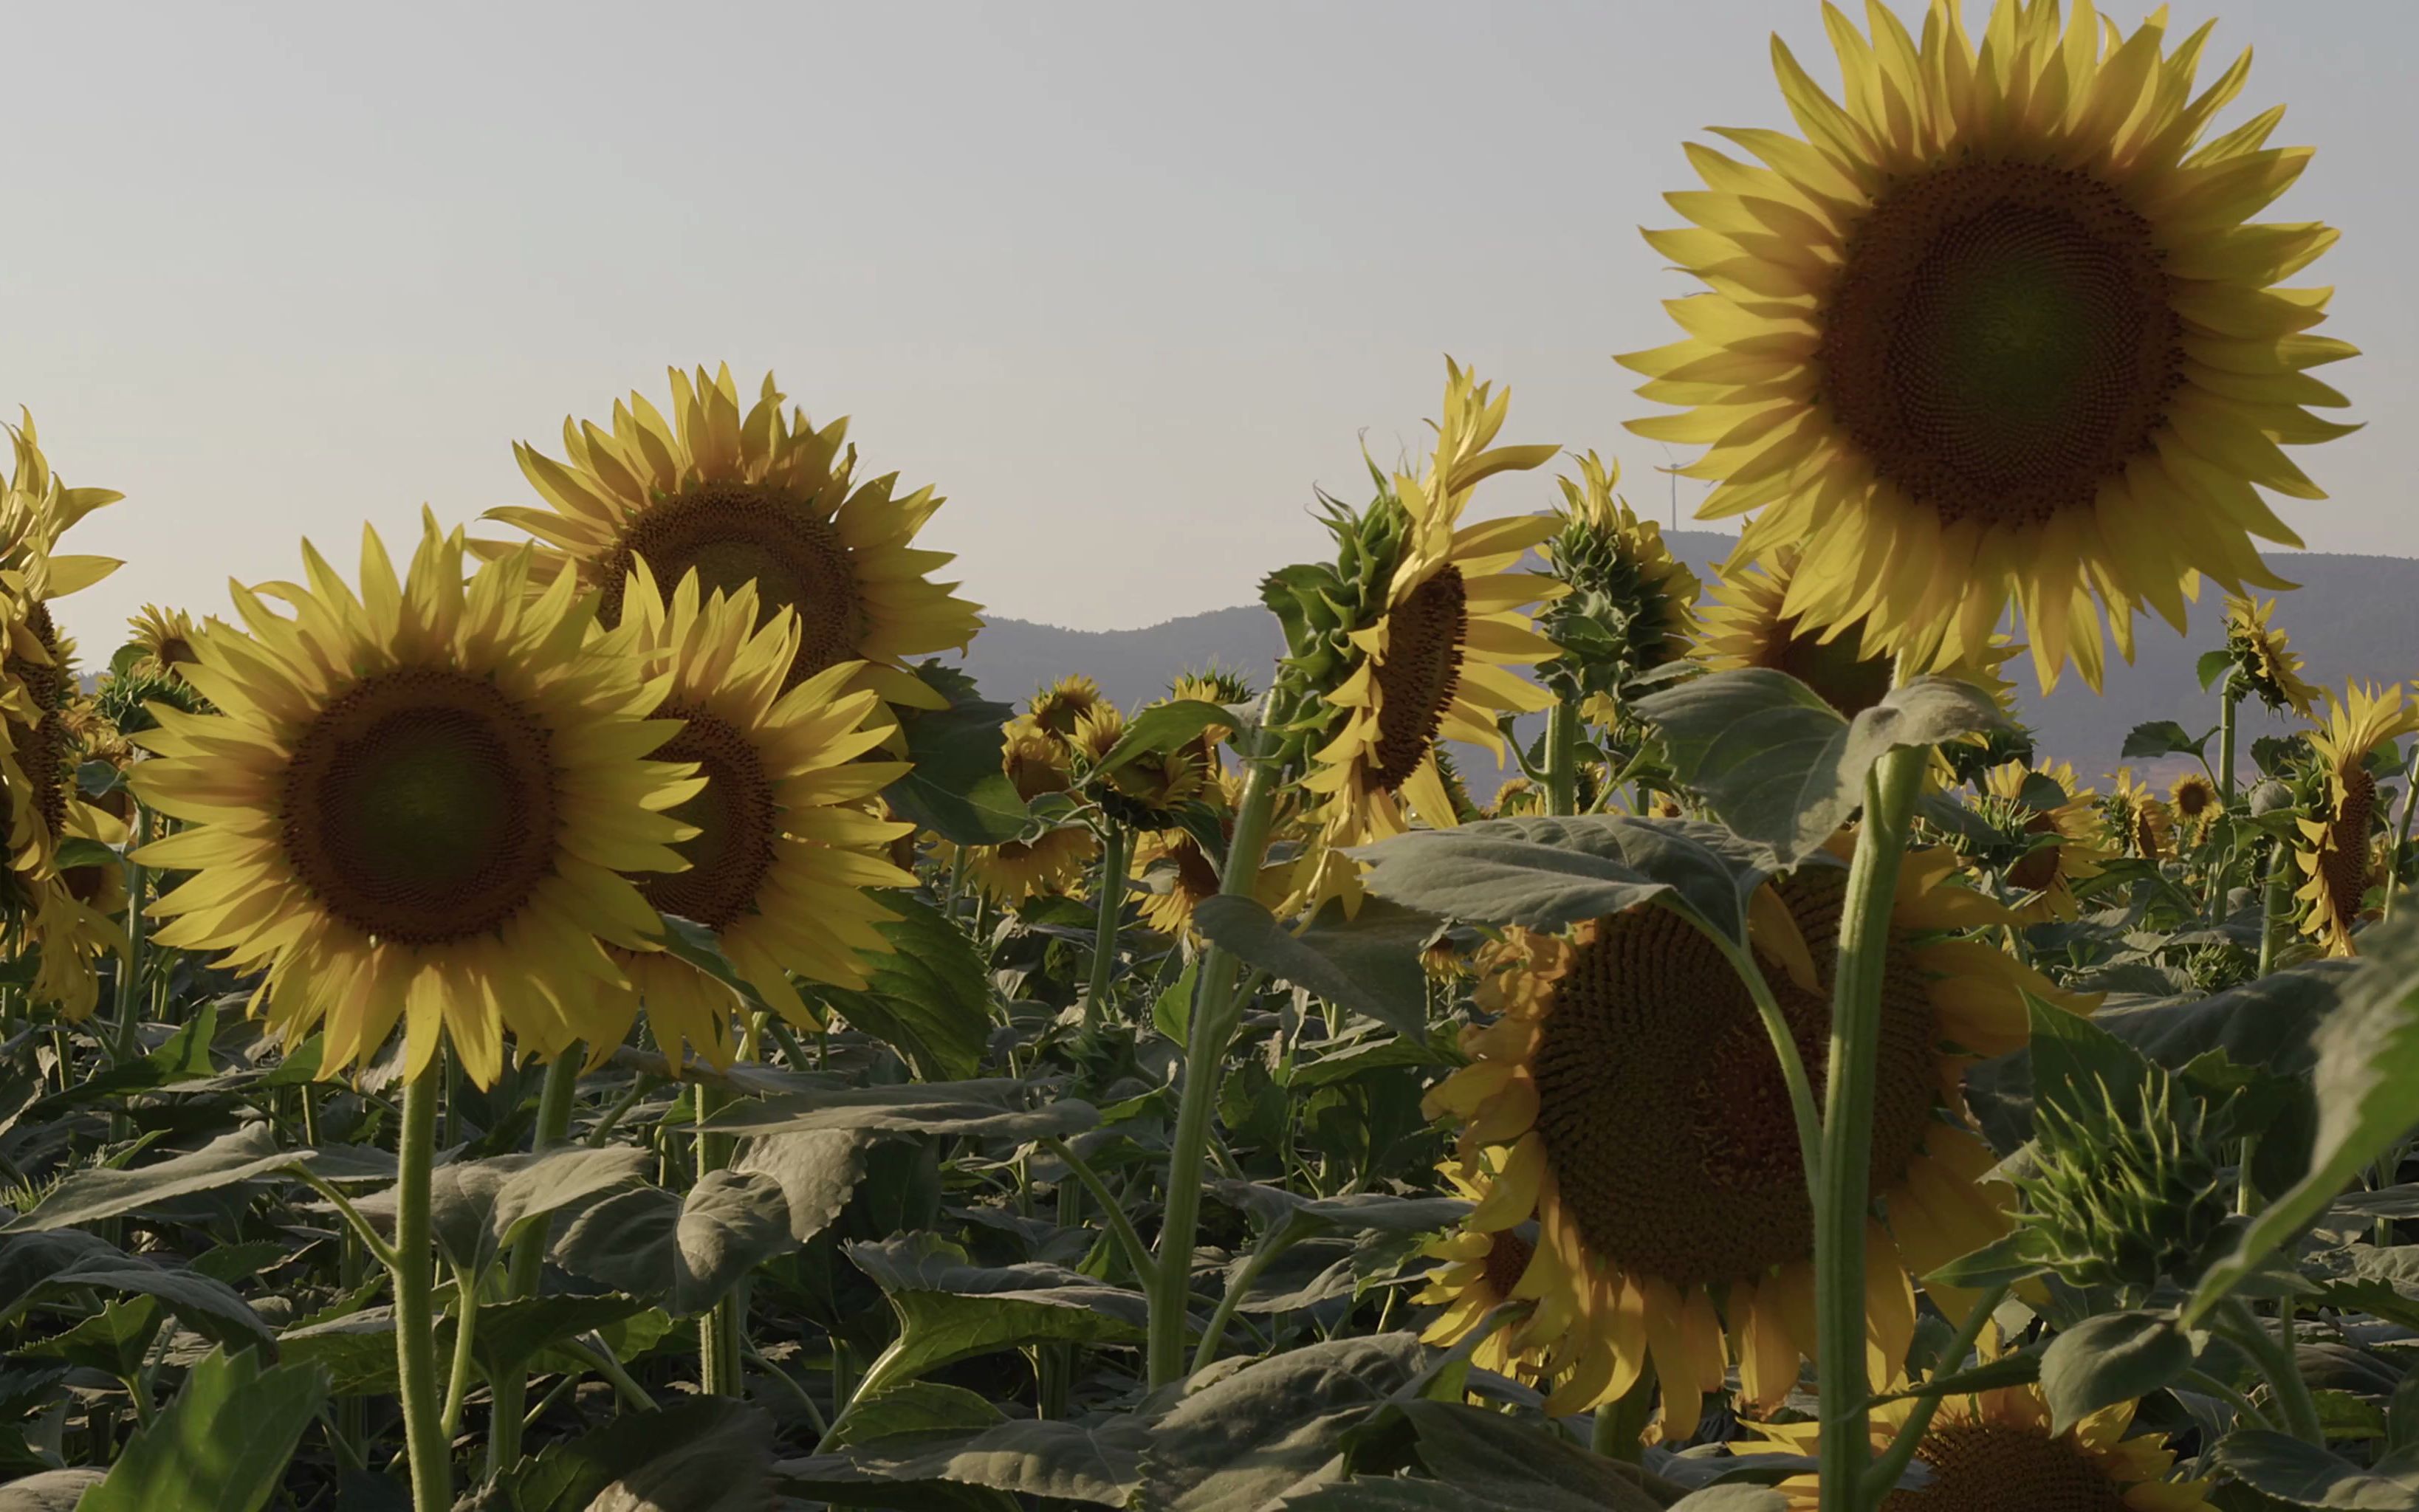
[1370, 566, 1468, 793]
[1526, 870, 1938, 1288]
[1822, 160, 2181, 528]
[597, 481, 865, 690]
[1886, 1420, 2128, 1511]
[278, 669, 560, 945]
[1478, 1228, 1534, 1299]
[2008, 812, 2064, 893]
[2318, 767, 2378, 926]
[1763, 614, 1894, 717]
[637, 704, 779, 932]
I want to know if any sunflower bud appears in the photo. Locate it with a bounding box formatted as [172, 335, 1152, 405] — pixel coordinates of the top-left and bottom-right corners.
[2011, 1069, 2229, 1297]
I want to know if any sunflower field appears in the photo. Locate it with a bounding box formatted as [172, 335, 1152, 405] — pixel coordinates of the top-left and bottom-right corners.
[5, 4, 2417, 1511]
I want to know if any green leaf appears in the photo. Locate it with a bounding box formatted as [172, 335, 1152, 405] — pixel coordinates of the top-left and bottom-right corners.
[822, 1382, 1006, 1446]
[2200, 650, 2240, 693]
[1392, 1399, 1666, 1511]
[1136, 1334, 1427, 1512]
[778, 1413, 1150, 1508]
[352, 1145, 651, 1276]
[470, 1293, 647, 1381]
[2039, 1311, 2195, 1434]
[0, 1230, 270, 1350]
[487, 1398, 775, 1512]
[2027, 994, 2158, 1127]
[2208, 1430, 2419, 1509]
[731, 1130, 871, 1245]
[2390, 1370, 2419, 1454]
[51, 837, 120, 872]
[550, 1169, 797, 1316]
[823, 892, 994, 1081]
[25, 1297, 159, 1379]
[2192, 921, 2419, 1322]
[1921, 1230, 2051, 1292]
[881, 678, 1027, 845]
[844, 1235, 1149, 1402]
[2124, 719, 2209, 761]
[1192, 896, 1433, 1041]
[699, 1079, 1095, 1146]
[1349, 814, 1775, 948]
[1635, 668, 2004, 867]
[0, 1124, 304, 1234]
[1094, 700, 1234, 776]
[79, 1347, 327, 1512]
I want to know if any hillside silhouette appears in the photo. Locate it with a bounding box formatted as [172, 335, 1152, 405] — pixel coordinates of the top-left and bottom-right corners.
[955, 532, 2418, 795]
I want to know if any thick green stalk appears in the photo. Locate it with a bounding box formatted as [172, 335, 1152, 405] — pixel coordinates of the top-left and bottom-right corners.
[697, 1082, 743, 1397]
[1815, 742, 1927, 1512]
[1591, 1359, 1658, 1462]
[2383, 742, 2419, 925]
[486, 1054, 581, 1477]
[1084, 823, 1130, 1028]
[2259, 840, 2291, 978]
[391, 1072, 452, 1511]
[1147, 757, 1280, 1386]
[441, 1262, 480, 1437]
[111, 802, 151, 1062]
[1544, 698, 1579, 817]
[2217, 680, 2240, 803]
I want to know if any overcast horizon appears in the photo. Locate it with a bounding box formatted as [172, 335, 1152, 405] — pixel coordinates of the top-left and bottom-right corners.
[6, 1, 2412, 658]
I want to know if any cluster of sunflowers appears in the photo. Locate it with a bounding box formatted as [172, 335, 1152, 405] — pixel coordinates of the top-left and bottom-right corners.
[0, 4, 2406, 1511]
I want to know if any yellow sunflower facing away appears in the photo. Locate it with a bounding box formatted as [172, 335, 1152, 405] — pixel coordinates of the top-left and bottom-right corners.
[954, 716, 1098, 907]
[1751, 1350, 2213, 1511]
[1413, 1152, 1549, 1386]
[2296, 681, 2418, 957]
[128, 516, 704, 1087]
[1977, 760, 2107, 923]
[1128, 770, 1293, 941]
[2224, 594, 2321, 718]
[1298, 364, 1565, 910]
[1623, 0, 2355, 690]
[1699, 545, 1896, 717]
[2104, 771, 2175, 860]
[487, 365, 981, 709]
[1422, 844, 2084, 1435]
[570, 565, 916, 1070]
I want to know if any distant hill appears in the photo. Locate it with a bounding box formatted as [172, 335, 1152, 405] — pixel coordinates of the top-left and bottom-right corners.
[953, 533, 2419, 797]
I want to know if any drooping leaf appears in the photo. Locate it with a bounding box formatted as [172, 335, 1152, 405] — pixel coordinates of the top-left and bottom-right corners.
[1136, 1333, 1427, 1512]
[699, 1079, 1094, 1146]
[0, 1124, 303, 1234]
[823, 892, 995, 1081]
[2039, 1311, 2196, 1434]
[0, 1230, 270, 1350]
[78, 1347, 327, 1512]
[2207, 1429, 2419, 1510]
[1192, 896, 1433, 1041]
[1093, 699, 1235, 776]
[731, 1130, 872, 1245]
[2121, 720, 2210, 762]
[550, 1169, 797, 1316]
[881, 676, 1027, 845]
[843, 1235, 1149, 1402]
[1636, 669, 2004, 867]
[350, 1144, 653, 1276]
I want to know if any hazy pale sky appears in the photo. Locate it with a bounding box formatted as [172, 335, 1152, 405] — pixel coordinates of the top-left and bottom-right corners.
[7, 1, 2412, 657]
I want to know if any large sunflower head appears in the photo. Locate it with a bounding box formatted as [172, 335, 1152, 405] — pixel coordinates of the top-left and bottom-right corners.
[572, 563, 917, 1070]
[1751, 1347, 2212, 1511]
[128, 516, 705, 1087]
[2294, 681, 2418, 957]
[1422, 843, 2087, 1434]
[486, 365, 981, 710]
[1972, 760, 2107, 922]
[2103, 770, 2176, 860]
[1622, 1, 2354, 690]
[1284, 362, 1566, 911]
[2224, 594, 2322, 718]
[1538, 450, 1701, 705]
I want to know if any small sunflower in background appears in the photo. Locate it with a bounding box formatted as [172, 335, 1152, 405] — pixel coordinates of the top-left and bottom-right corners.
[1698, 546, 1895, 717]
[1537, 450, 1699, 726]
[1751, 1350, 2212, 1511]
[1128, 771, 1292, 943]
[1287, 362, 1565, 913]
[1068, 702, 1210, 833]
[129, 516, 704, 1087]
[1422, 844, 2083, 1434]
[2104, 772, 2176, 862]
[954, 716, 1099, 906]
[0, 413, 128, 1019]
[1487, 776, 1543, 819]
[126, 605, 201, 681]
[2169, 772, 2222, 842]
[569, 566, 916, 1070]
[2296, 682, 2418, 956]
[1029, 674, 1106, 742]
[1974, 761, 2106, 923]
[487, 365, 981, 711]
[2223, 595, 2322, 718]
[1623, 1, 2355, 690]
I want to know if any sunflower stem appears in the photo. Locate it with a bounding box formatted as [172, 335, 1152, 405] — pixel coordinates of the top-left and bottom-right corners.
[1147, 753, 1281, 1387]
[1814, 738, 1927, 1512]
[1544, 698, 1580, 817]
[2217, 680, 2240, 804]
[1859, 1282, 2008, 1503]
[1591, 1358, 1658, 1463]
[2383, 742, 2419, 925]
[440, 1261, 480, 1439]
[696, 1080, 744, 1398]
[2220, 1296, 2323, 1446]
[110, 800, 151, 1067]
[1084, 822, 1130, 1028]
[487, 1051, 581, 1478]
[1723, 941, 1824, 1202]
[391, 1069, 453, 1512]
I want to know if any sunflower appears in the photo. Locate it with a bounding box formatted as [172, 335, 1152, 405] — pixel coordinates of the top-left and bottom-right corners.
[1622, 1, 2354, 690]
[2223, 594, 2322, 718]
[1698, 545, 1895, 717]
[2104, 771, 2175, 861]
[2295, 682, 2418, 956]
[1750, 1354, 2212, 1511]
[1487, 776, 1543, 819]
[1541, 451, 1700, 726]
[2169, 772, 2221, 839]
[1068, 702, 1210, 833]
[1294, 363, 1565, 911]
[1129, 772, 1293, 941]
[486, 365, 981, 709]
[127, 605, 201, 679]
[1423, 844, 2082, 1434]
[1413, 1154, 1548, 1384]
[1976, 760, 2107, 922]
[128, 517, 704, 1087]
[955, 718, 1098, 906]
[1029, 675, 1106, 742]
[566, 565, 916, 1070]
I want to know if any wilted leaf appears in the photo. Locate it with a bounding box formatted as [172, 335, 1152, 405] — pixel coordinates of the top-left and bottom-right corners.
[551, 1170, 797, 1316]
